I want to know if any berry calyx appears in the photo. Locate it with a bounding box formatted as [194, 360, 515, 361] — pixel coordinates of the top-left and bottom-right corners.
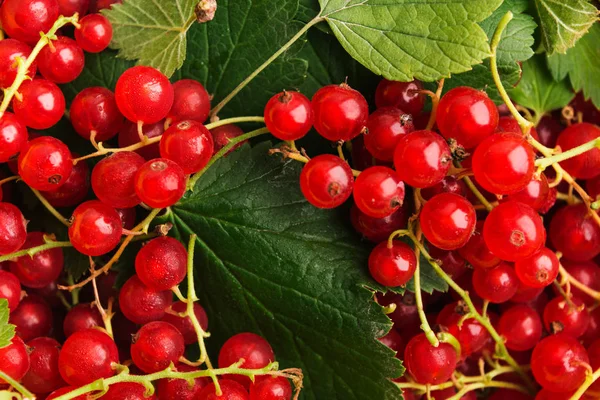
[159, 120, 214, 174]
[74, 13, 113, 53]
[134, 158, 187, 208]
[368, 240, 417, 287]
[135, 236, 188, 291]
[420, 193, 476, 250]
[299, 154, 353, 209]
[354, 166, 405, 218]
[68, 200, 123, 256]
[264, 90, 313, 141]
[131, 321, 185, 373]
[168, 79, 211, 124]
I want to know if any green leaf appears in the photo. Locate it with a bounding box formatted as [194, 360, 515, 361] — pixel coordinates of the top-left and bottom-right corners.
[0, 299, 15, 349]
[156, 142, 404, 400]
[509, 54, 575, 116]
[532, 0, 597, 54]
[547, 24, 600, 108]
[103, 0, 198, 77]
[319, 0, 503, 82]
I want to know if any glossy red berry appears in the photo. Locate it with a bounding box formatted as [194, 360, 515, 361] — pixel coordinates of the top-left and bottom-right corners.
[498, 305, 542, 351]
[0, 112, 28, 163]
[211, 124, 247, 155]
[58, 0, 90, 16]
[437, 301, 490, 356]
[404, 333, 458, 384]
[364, 107, 414, 162]
[550, 203, 600, 261]
[531, 333, 589, 393]
[429, 246, 468, 279]
[422, 193, 476, 250]
[11, 232, 64, 288]
[472, 262, 519, 303]
[299, 154, 353, 209]
[428, 387, 476, 400]
[0, 202, 27, 255]
[21, 337, 64, 394]
[116, 207, 136, 229]
[135, 236, 187, 291]
[311, 83, 368, 142]
[368, 240, 416, 287]
[556, 123, 600, 179]
[436, 86, 499, 149]
[38, 36, 84, 83]
[118, 119, 164, 160]
[18, 136, 72, 191]
[0, 270, 21, 311]
[472, 132, 535, 195]
[68, 200, 122, 256]
[378, 293, 420, 337]
[162, 301, 209, 345]
[13, 79, 65, 129]
[483, 201, 545, 262]
[354, 166, 405, 218]
[199, 379, 249, 400]
[10, 295, 53, 341]
[587, 175, 600, 200]
[393, 130, 452, 188]
[0, 39, 37, 88]
[588, 339, 600, 392]
[70, 87, 124, 142]
[0, 335, 30, 383]
[378, 328, 405, 355]
[134, 158, 187, 208]
[510, 280, 544, 304]
[0, 0, 59, 44]
[505, 174, 551, 211]
[249, 376, 292, 400]
[560, 260, 600, 306]
[63, 303, 103, 337]
[41, 155, 90, 208]
[167, 79, 211, 124]
[101, 382, 157, 400]
[156, 363, 209, 400]
[350, 204, 409, 243]
[514, 247, 559, 288]
[119, 275, 172, 324]
[159, 120, 214, 174]
[115, 66, 174, 124]
[59, 328, 119, 386]
[47, 386, 93, 399]
[420, 176, 467, 200]
[91, 151, 145, 208]
[131, 321, 185, 373]
[457, 221, 501, 270]
[543, 296, 590, 337]
[75, 14, 113, 53]
[264, 91, 313, 141]
[89, 0, 121, 12]
[374, 79, 425, 115]
[219, 333, 274, 388]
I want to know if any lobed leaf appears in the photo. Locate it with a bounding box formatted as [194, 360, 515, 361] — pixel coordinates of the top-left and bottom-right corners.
[0, 299, 15, 349]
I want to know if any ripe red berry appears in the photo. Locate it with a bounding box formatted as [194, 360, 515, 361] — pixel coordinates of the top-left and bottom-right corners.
[543, 296, 590, 337]
[0, 335, 30, 383]
[264, 91, 313, 141]
[550, 203, 600, 261]
[9, 295, 53, 341]
[0, 270, 21, 311]
[354, 166, 405, 218]
[531, 333, 589, 393]
[211, 124, 247, 155]
[374, 79, 425, 115]
[21, 337, 64, 394]
[504, 174, 551, 211]
[75, 14, 113, 53]
[311, 83, 368, 142]
[428, 246, 468, 279]
[38, 36, 85, 83]
[249, 376, 292, 400]
[0, 112, 27, 163]
[156, 363, 209, 400]
[135, 236, 187, 291]
[91, 151, 145, 208]
[41, 154, 90, 208]
[68, 200, 122, 256]
[47, 386, 93, 399]
[218, 333, 274, 388]
[437, 301, 490, 356]
[11, 232, 64, 288]
[378, 328, 405, 355]
[472, 262, 519, 303]
[472, 132, 535, 195]
[483, 201, 545, 262]
[131, 321, 185, 373]
[428, 387, 476, 400]
[420, 176, 467, 200]
[167, 79, 211, 124]
[498, 305, 542, 351]
[0, 202, 27, 255]
[134, 158, 187, 208]
[12, 79, 66, 130]
[89, 0, 121, 12]
[299, 154, 353, 209]
[559, 260, 600, 306]
[162, 301, 209, 345]
[556, 122, 600, 179]
[0, 39, 37, 87]
[63, 303, 103, 337]
[59, 328, 119, 386]
[457, 221, 500, 270]
[118, 119, 164, 160]
[436, 86, 499, 149]
[18, 136, 73, 191]
[514, 247, 559, 288]
[58, 0, 90, 16]
[350, 204, 408, 243]
[115, 66, 174, 124]
[101, 382, 157, 400]
[404, 333, 458, 384]
[420, 193, 476, 250]
[70, 87, 124, 142]
[393, 130, 452, 188]
[115, 207, 136, 230]
[199, 379, 250, 400]
[368, 240, 416, 287]
[364, 108, 414, 161]
[119, 275, 172, 324]
[0, 0, 59, 44]
[159, 120, 214, 174]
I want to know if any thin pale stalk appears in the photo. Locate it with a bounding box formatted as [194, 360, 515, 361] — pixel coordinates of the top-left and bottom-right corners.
[0, 240, 73, 263]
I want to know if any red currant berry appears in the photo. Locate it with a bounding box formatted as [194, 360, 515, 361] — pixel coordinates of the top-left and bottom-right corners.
[88, 0, 121, 12]
[378, 293, 420, 337]
[118, 119, 164, 160]
[199, 379, 249, 400]
[510, 280, 544, 303]
[393, 130, 452, 188]
[483, 201, 545, 262]
[429, 246, 468, 279]
[374, 79, 425, 115]
[10, 295, 53, 341]
[514, 247, 559, 288]
[161, 301, 209, 345]
[458, 221, 501, 269]
[156, 363, 209, 400]
[299, 154, 353, 209]
[131, 321, 185, 373]
[0, 202, 27, 255]
[437, 301, 490, 356]
[116, 207, 136, 229]
[18, 136, 72, 191]
[498, 304, 542, 351]
[587, 175, 600, 200]
[429, 387, 476, 400]
[0, 0, 59, 44]
[543, 296, 590, 337]
[12, 79, 66, 129]
[472, 132, 535, 195]
[63, 303, 103, 338]
[420, 193, 476, 250]
[68, 200, 122, 256]
[59, 328, 119, 386]
[41, 154, 90, 208]
[160, 120, 214, 174]
[11, 232, 64, 288]
[496, 115, 522, 133]
[556, 123, 600, 179]
[167, 79, 211, 124]
[536, 115, 563, 149]
[472, 262, 519, 303]
[588, 339, 600, 392]
[0, 112, 28, 163]
[0, 335, 30, 383]
[364, 107, 414, 161]
[119, 275, 172, 324]
[101, 382, 157, 400]
[70, 87, 124, 142]
[378, 328, 405, 355]
[74, 14, 112, 53]
[404, 333, 458, 384]
[550, 203, 600, 261]
[47, 387, 93, 399]
[436, 86, 499, 149]
[583, 308, 600, 348]
[350, 204, 408, 243]
[531, 333, 589, 393]
[420, 176, 467, 200]
[504, 174, 550, 211]
[218, 333, 274, 388]
[211, 124, 246, 155]
[58, 0, 90, 16]
[134, 158, 186, 208]
[115, 66, 174, 124]
[0, 270, 21, 311]
[249, 376, 292, 400]
[368, 240, 416, 287]
[559, 260, 600, 306]
[264, 91, 313, 141]
[135, 236, 187, 291]
[354, 166, 405, 218]
[311, 83, 368, 142]
[0, 39, 37, 88]
[91, 151, 145, 208]
[21, 337, 64, 394]
[38, 37, 84, 83]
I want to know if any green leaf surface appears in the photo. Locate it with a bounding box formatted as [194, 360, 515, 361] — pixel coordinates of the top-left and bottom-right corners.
[509, 54, 575, 116]
[0, 299, 15, 349]
[547, 23, 600, 108]
[532, 0, 597, 54]
[156, 142, 404, 400]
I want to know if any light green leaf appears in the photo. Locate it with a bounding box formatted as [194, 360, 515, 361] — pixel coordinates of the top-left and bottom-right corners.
[532, 0, 598, 54]
[0, 299, 15, 349]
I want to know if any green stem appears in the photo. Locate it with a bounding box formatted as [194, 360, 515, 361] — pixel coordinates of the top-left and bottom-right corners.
[0, 371, 34, 399]
[414, 246, 439, 347]
[209, 16, 323, 119]
[188, 127, 270, 189]
[570, 368, 600, 400]
[536, 138, 600, 170]
[437, 332, 461, 358]
[448, 381, 529, 400]
[0, 240, 72, 263]
[30, 187, 70, 227]
[205, 116, 265, 130]
[463, 175, 494, 211]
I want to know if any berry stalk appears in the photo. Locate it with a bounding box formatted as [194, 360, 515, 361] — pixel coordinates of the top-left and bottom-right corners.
[569, 367, 600, 400]
[535, 137, 600, 170]
[0, 239, 72, 263]
[0, 370, 34, 399]
[29, 187, 70, 227]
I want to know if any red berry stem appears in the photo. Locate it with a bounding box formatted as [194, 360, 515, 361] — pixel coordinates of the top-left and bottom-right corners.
[29, 187, 71, 226]
[91, 268, 115, 337]
[0, 369, 34, 399]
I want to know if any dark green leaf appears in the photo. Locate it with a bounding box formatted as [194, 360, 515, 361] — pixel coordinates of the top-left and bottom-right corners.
[397, 239, 448, 295]
[0, 299, 15, 349]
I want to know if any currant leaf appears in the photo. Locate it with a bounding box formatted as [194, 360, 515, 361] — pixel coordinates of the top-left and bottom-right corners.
[154, 142, 404, 400]
[396, 239, 449, 295]
[0, 299, 16, 349]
